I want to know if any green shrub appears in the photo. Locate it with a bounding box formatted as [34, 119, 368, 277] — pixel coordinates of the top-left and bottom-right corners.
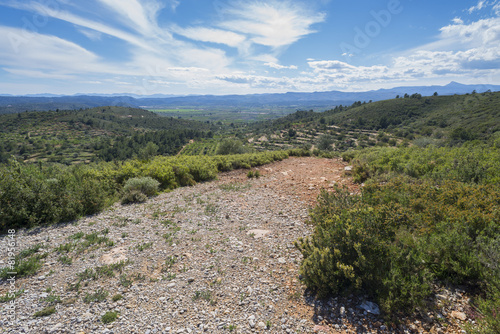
[34, 306, 56, 317]
[101, 311, 119, 324]
[0, 151, 289, 231]
[83, 288, 108, 303]
[296, 179, 500, 315]
[121, 176, 159, 204]
[216, 139, 246, 155]
[112, 294, 123, 302]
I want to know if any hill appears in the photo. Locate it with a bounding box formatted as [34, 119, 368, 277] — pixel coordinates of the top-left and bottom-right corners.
[0, 106, 215, 164]
[239, 90, 500, 153]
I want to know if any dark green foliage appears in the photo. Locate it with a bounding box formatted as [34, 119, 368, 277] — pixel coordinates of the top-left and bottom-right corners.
[296, 179, 500, 315]
[0, 106, 214, 164]
[0, 151, 289, 231]
[317, 134, 334, 151]
[0, 160, 113, 230]
[346, 143, 500, 185]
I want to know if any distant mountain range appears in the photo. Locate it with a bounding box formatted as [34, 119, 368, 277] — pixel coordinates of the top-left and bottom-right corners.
[1, 82, 499, 114]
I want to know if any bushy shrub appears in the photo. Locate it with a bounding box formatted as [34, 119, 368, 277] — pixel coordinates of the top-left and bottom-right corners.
[121, 177, 159, 204]
[296, 179, 500, 316]
[0, 160, 113, 230]
[0, 151, 290, 231]
[216, 139, 246, 155]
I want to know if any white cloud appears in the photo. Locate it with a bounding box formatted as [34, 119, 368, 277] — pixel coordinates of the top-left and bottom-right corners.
[0, 26, 99, 71]
[78, 28, 102, 41]
[218, 1, 325, 49]
[97, 0, 164, 35]
[3, 68, 74, 80]
[173, 26, 246, 48]
[264, 62, 298, 70]
[468, 0, 487, 13]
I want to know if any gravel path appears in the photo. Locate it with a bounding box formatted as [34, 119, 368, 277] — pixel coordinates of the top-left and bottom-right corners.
[0, 157, 471, 334]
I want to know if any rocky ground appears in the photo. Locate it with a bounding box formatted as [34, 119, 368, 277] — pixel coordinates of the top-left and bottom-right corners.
[0, 157, 473, 333]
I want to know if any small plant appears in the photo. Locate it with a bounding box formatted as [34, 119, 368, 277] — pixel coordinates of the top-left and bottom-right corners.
[133, 273, 146, 281]
[44, 294, 62, 304]
[83, 288, 108, 303]
[164, 272, 176, 280]
[136, 242, 153, 251]
[192, 290, 212, 302]
[66, 281, 81, 292]
[247, 170, 254, 178]
[121, 232, 128, 238]
[68, 232, 84, 240]
[0, 253, 44, 279]
[121, 176, 160, 204]
[119, 274, 133, 287]
[266, 320, 272, 329]
[101, 311, 118, 324]
[204, 203, 217, 215]
[0, 289, 24, 303]
[34, 306, 56, 317]
[58, 255, 72, 265]
[165, 256, 177, 269]
[161, 219, 175, 227]
[112, 294, 123, 302]
[228, 324, 236, 331]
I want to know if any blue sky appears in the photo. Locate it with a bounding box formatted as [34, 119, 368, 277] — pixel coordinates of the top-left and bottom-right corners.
[0, 0, 499, 95]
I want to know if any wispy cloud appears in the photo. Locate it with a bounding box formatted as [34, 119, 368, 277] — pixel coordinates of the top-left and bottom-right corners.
[218, 1, 325, 49]
[172, 26, 246, 48]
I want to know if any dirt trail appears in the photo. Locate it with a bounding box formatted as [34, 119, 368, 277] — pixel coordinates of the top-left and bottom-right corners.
[219, 156, 359, 207]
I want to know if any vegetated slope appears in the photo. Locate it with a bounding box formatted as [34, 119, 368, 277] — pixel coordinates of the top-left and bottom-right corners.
[0, 106, 215, 164]
[242, 91, 500, 153]
[324, 91, 500, 141]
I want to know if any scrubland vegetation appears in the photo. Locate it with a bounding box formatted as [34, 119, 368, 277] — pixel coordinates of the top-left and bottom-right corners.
[1, 91, 499, 331]
[0, 151, 289, 231]
[296, 140, 500, 332]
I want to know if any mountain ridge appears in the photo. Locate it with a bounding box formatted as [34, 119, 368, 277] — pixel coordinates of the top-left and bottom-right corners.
[1, 82, 499, 114]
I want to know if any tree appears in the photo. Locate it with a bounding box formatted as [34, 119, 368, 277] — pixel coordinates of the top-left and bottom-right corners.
[216, 139, 246, 155]
[138, 141, 159, 161]
[317, 134, 334, 151]
[433, 92, 438, 96]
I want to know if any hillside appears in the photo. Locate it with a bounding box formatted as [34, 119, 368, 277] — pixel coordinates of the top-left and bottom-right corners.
[0, 157, 475, 334]
[0, 106, 215, 164]
[239, 91, 500, 153]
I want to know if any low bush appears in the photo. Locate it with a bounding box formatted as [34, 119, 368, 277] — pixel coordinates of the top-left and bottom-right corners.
[0, 150, 291, 231]
[101, 311, 119, 324]
[296, 179, 500, 316]
[121, 176, 160, 204]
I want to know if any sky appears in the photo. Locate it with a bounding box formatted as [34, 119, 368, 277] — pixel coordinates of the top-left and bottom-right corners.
[0, 0, 499, 95]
